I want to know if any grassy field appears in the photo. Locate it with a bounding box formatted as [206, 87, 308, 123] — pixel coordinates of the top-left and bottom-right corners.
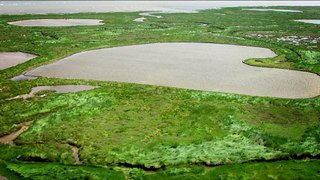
[0, 6, 319, 179]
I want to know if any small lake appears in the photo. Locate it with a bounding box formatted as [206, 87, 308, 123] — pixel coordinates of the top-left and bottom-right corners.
[0, 52, 37, 70]
[26, 43, 320, 99]
[8, 19, 103, 27]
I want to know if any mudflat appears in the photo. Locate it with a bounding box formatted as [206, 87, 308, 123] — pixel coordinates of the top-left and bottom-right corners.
[8, 19, 103, 27]
[0, 52, 37, 70]
[26, 43, 320, 98]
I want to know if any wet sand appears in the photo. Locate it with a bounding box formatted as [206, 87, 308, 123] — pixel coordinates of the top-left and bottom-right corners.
[242, 8, 302, 12]
[8, 19, 103, 27]
[0, 52, 37, 70]
[295, 20, 320, 24]
[26, 43, 320, 98]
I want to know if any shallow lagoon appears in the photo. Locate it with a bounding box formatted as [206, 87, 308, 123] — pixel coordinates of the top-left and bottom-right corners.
[26, 43, 320, 99]
[0, 52, 37, 70]
[8, 19, 103, 27]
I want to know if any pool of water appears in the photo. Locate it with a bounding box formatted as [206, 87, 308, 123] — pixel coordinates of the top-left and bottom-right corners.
[0, 1, 319, 15]
[8, 19, 103, 27]
[0, 52, 37, 70]
[26, 43, 320, 98]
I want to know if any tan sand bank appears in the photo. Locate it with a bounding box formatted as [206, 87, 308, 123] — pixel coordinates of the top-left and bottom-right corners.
[26, 43, 320, 98]
[0, 52, 37, 70]
[8, 19, 103, 27]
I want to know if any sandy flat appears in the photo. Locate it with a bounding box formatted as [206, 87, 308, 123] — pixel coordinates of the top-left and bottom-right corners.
[295, 20, 320, 24]
[8, 19, 103, 27]
[26, 43, 320, 98]
[0, 52, 37, 70]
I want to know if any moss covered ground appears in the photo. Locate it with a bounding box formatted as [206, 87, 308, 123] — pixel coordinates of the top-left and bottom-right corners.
[0, 6, 319, 179]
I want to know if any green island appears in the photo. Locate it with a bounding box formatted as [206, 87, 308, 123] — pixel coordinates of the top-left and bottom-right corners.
[0, 6, 319, 179]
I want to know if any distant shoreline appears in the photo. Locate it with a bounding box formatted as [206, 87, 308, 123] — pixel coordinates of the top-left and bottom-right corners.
[1, 1, 320, 15]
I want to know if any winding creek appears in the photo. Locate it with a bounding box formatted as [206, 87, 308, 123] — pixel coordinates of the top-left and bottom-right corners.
[0, 121, 33, 144]
[70, 145, 82, 165]
[1, 85, 97, 163]
[25, 43, 320, 99]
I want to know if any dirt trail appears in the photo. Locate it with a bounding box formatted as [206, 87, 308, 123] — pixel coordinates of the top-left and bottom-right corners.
[0, 121, 33, 144]
[70, 145, 82, 165]
[0, 176, 8, 180]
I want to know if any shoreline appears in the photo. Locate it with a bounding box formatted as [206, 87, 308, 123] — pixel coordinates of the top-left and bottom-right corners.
[1, 1, 320, 15]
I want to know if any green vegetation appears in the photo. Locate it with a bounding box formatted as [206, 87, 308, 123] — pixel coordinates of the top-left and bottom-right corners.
[1, 160, 320, 179]
[145, 160, 320, 179]
[0, 6, 319, 179]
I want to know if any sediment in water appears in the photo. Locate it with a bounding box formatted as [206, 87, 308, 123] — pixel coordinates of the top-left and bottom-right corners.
[25, 43, 320, 98]
[0, 52, 37, 70]
[8, 19, 104, 27]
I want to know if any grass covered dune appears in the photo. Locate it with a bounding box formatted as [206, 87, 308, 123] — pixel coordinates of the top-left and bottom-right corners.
[0, 6, 320, 179]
